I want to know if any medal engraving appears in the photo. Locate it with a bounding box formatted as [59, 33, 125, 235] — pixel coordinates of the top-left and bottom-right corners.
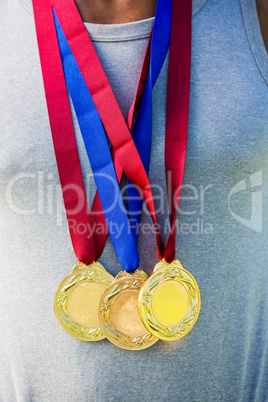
[139, 259, 201, 341]
[99, 270, 158, 350]
[111, 291, 147, 337]
[54, 261, 114, 341]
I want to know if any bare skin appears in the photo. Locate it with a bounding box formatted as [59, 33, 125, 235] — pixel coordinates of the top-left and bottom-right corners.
[75, 0, 268, 55]
[74, 0, 157, 24]
[256, 0, 268, 53]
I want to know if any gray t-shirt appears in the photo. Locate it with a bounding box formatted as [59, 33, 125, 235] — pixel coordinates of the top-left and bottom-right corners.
[0, 0, 268, 401]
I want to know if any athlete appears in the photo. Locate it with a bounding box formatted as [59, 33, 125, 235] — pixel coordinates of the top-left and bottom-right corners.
[0, 0, 267, 400]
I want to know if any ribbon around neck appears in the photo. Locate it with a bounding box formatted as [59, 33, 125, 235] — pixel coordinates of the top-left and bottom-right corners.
[127, 0, 171, 246]
[33, 0, 192, 270]
[33, 0, 171, 271]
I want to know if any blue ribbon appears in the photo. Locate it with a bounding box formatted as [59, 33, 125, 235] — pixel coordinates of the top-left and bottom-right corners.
[127, 0, 171, 246]
[53, 0, 171, 271]
[54, 12, 139, 272]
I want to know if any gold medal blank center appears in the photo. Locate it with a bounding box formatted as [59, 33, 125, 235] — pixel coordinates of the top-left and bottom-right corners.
[67, 282, 105, 328]
[111, 290, 147, 337]
[152, 280, 189, 326]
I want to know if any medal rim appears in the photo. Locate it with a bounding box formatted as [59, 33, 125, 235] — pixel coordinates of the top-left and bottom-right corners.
[54, 261, 114, 342]
[138, 259, 201, 341]
[99, 270, 159, 351]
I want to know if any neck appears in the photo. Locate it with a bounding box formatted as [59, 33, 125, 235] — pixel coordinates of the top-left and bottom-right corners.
[256, 0, 268, 53]
[74, 0, 157, 24]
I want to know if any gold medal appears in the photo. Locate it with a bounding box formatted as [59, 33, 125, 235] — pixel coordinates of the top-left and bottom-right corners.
[54, 261, 114, 341]
[139, 259, 200, 341]
[99, 270, 158, 350]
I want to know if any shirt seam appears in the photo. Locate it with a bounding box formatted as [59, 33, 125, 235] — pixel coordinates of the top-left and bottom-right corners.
[192, 0, 210, 17]
[19, 0, 33, 15]
[239, 0, 268, 86]
[90, 35, 151, 43]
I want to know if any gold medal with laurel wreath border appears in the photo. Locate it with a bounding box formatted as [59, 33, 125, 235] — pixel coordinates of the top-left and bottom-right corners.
[99, 270, 159, 351]
[54, 261, 114, 341]
[139, 259, 201, 341]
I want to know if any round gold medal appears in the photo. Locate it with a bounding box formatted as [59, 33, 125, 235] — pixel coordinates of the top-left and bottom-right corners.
[54, 261, 114, 341]
[99, 270, 158, 350]
[139, 259, 200, 341]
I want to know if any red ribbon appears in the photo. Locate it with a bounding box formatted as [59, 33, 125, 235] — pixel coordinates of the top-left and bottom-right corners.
[164, 0, 192, 261]
[33, 0, 192, 265]
[33, 0, 152, 263]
